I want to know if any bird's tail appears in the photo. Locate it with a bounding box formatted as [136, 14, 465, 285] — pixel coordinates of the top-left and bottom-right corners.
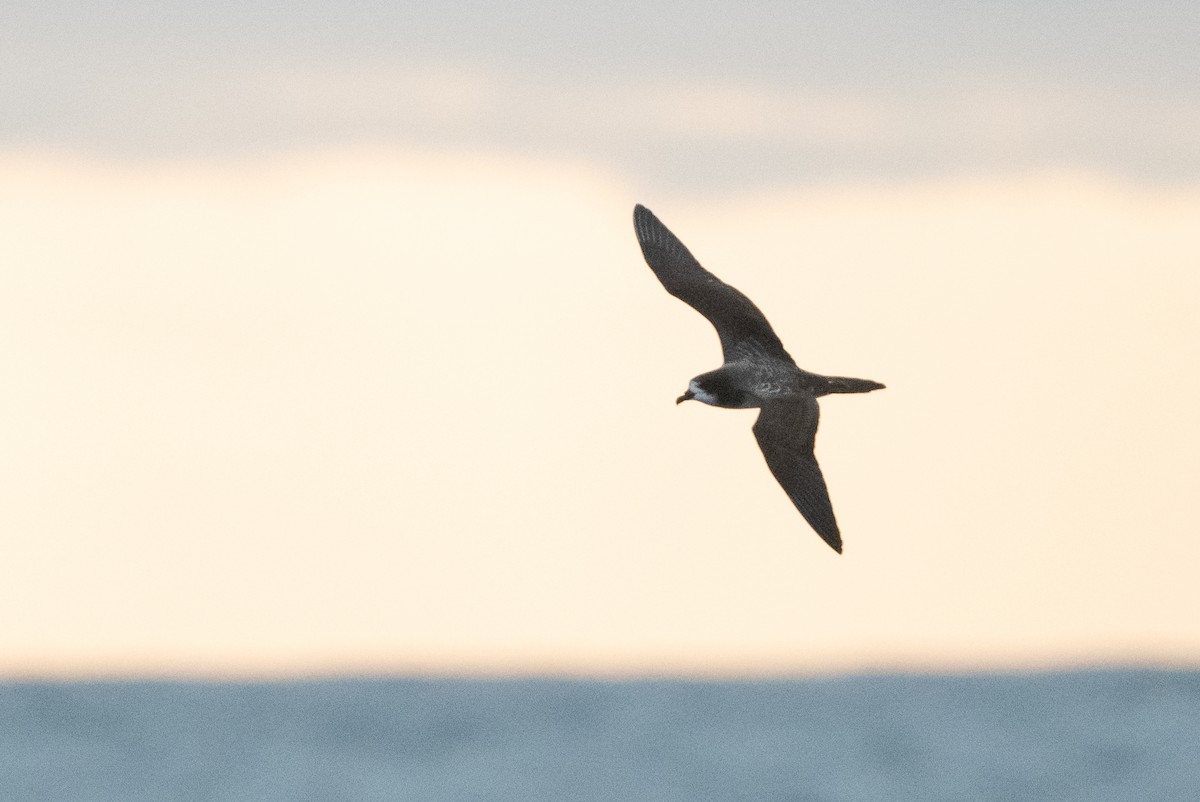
[825, 376, 886, 394]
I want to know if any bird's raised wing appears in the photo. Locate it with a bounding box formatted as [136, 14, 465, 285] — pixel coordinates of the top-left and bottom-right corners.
[752, 395, 842, 553]
[633, 205, 792, 364]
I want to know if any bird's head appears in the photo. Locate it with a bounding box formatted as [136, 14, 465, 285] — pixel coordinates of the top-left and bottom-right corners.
[675, 370, 749, 408]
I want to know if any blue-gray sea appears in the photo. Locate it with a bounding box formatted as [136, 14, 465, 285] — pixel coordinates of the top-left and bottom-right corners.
[3, 669, 1198, 801]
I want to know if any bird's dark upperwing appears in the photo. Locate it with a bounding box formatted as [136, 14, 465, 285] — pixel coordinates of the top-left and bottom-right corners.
[752, 395, 842, 553]
[633, 205, 792, 364]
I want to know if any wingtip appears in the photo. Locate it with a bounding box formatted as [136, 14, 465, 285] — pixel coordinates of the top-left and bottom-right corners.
[814, 524, 843, 554]
[632, 204, 675, 252]
[820, 524, 844, 554]
[632, 204, 663, 252]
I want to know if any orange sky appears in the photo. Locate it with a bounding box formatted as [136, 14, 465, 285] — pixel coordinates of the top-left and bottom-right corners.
[2, 150, 1199, 678]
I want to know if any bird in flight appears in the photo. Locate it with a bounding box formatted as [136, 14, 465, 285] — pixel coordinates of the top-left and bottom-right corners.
[632, 204, 883, 553]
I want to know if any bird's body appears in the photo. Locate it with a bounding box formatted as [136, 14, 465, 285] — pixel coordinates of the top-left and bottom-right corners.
[632, 204, 884, 554]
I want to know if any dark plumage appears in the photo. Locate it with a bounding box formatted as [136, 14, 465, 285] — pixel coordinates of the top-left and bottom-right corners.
[632, 204, 884, 553]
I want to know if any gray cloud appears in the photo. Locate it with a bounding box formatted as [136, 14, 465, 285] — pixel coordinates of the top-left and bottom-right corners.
[4, 1, 1198, 188]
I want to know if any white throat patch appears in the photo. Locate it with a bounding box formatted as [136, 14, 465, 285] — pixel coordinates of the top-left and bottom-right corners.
[689, 379, 720, 406]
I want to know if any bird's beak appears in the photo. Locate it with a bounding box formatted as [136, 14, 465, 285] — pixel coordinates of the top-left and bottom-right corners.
[676, 389, 695, 405]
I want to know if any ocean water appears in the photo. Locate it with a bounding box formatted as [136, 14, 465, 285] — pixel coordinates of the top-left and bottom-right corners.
[2, 669, 1198, 801]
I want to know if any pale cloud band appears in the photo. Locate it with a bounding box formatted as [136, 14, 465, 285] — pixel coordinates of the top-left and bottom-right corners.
[5, 0, 1200, 189]
[5, 59, 1199, 189]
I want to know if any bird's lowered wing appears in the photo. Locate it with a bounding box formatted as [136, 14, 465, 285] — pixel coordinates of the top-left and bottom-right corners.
[633, 205, 792, 364]
[752, 395, 842, 553]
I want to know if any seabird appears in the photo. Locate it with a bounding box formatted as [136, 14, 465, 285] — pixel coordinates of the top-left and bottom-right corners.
[632, 204, 884, 553]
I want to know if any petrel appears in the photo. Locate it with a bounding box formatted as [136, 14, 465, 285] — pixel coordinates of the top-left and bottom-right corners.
[633, 204, 884, 553]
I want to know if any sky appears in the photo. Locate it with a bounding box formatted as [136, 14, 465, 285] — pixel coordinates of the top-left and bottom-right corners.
[3, 1, 1199, 678]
